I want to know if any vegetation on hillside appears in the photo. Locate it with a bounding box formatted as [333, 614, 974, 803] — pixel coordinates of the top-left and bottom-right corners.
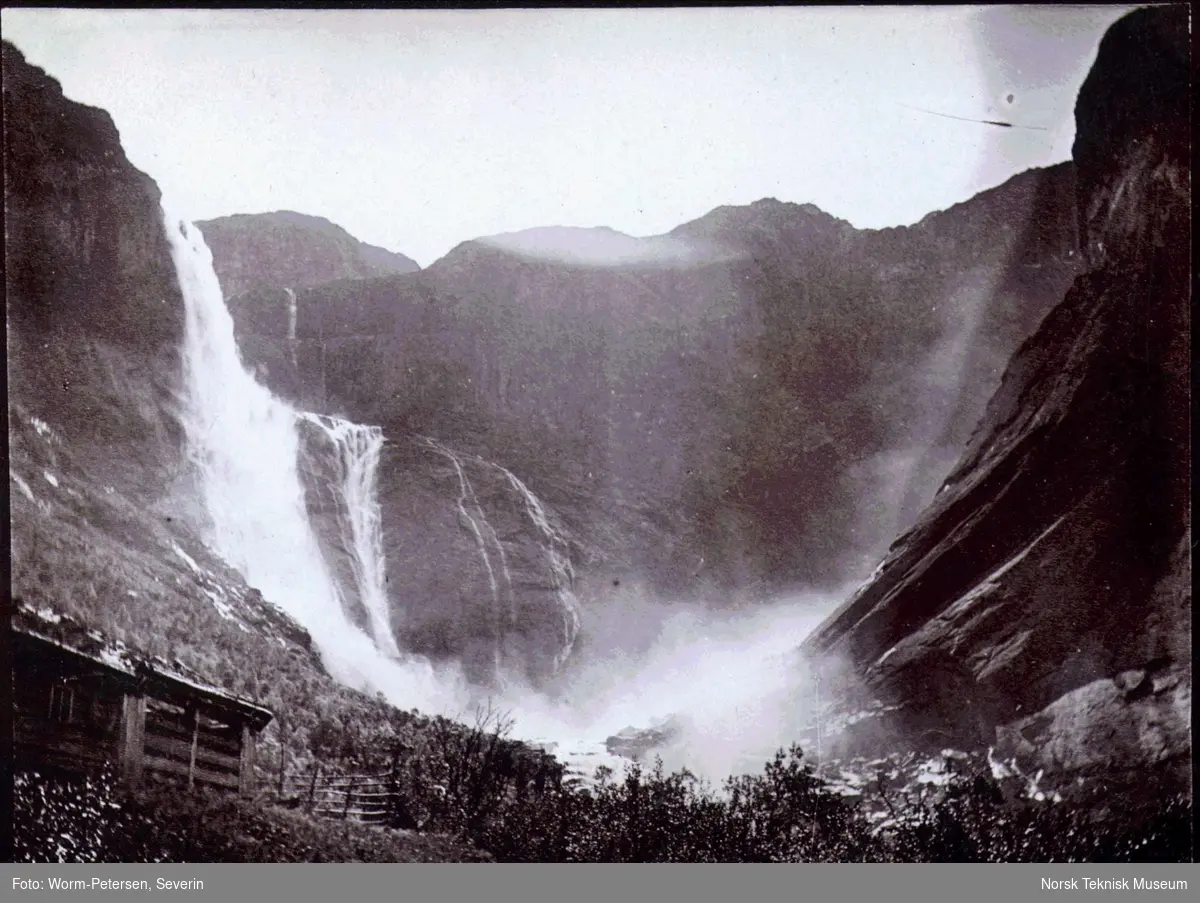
[15, 733, 1191, 863]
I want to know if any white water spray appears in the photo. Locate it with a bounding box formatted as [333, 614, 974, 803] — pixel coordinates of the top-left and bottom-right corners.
[503, 596, 834, 784]
[162, 205, 461, 711]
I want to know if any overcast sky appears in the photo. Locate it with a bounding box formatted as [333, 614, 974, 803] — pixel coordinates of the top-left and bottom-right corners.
[3, 7, 1130, 267]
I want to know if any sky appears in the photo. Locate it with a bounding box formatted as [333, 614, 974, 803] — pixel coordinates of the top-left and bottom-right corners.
[3, 6, 1131, 267]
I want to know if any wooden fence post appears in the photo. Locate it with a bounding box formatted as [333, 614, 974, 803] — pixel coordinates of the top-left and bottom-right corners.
[515, 757, 528, 803]
[276, 721, 286, 798]
[308, 762, 321, 812]
[187, 707, 200, 790]
[388, 749, 401, 825]
[343, 775, 357, 821]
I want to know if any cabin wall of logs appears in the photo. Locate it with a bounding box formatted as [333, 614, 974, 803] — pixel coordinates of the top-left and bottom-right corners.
[13, 628, 272, 797]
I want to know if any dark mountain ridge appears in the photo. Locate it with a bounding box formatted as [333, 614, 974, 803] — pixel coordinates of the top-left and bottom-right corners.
[5, 38, 375, 781]
[3, 38, 571, 779]
[4, 29, 1109, 698]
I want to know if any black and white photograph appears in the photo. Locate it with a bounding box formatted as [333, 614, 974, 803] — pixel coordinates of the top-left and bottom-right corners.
[4, 5, 1191, 866]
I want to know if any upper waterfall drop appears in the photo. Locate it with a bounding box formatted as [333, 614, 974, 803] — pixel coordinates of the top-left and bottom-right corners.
[161, 204, 462, 712]
[284, 287, 299, 368]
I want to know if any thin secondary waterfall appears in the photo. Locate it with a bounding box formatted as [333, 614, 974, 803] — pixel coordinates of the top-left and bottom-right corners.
[421, 436, 513, 678]
[284, 287, 298, 367]
[501, 469, 581, 672]
[421, 435, 579, 677]
[162, 205, 458, 710]
[299, 413, 401, 658]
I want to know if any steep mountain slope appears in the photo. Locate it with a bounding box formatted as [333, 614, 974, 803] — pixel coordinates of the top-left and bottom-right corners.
[4, 41, 186, 502]
[197, 210, 419, 299]
[800, 5, 1190, 785]
[215, 162, 1079, 625]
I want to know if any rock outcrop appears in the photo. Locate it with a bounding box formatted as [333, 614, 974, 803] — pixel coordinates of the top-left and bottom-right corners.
[801, 6, 1190, 785]
[196, 210, 419, 299]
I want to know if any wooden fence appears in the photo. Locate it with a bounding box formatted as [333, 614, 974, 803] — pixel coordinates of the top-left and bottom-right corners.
[273, 765, 400, 825]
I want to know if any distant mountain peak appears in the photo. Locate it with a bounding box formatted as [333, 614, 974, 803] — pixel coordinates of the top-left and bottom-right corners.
[196, 210, 419, 297]
[669, 197, 854, 248]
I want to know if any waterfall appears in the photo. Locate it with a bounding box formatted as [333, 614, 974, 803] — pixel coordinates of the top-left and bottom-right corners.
[299, 413, 400, 658]
[421, 436, 513, 678]
[421, 435, 579, 677]
[284, 287, 298, 368]
[162, 205, 459, 710]
[500, 469, 581, 672]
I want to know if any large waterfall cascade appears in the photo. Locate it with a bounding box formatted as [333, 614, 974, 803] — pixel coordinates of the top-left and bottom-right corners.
[162, 206, 458, 710]
[160, 204, 788, 783]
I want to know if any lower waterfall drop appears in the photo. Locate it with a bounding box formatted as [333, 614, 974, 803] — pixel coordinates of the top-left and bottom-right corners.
[299, 413, 402, 658]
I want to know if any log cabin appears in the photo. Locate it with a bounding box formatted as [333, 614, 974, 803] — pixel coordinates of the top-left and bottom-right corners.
[12, 604, 273, 796]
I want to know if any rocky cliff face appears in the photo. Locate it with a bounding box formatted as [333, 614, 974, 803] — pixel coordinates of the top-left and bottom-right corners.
[4, 42, 187, 499]
[801, 6, 1190, 786]
[196, 211, 419, 299]
[216, 164, 1080, 616]
[380, 436, 580, 687]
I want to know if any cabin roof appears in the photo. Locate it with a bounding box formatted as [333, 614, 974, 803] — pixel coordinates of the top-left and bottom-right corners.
[13, 602, 274, 731]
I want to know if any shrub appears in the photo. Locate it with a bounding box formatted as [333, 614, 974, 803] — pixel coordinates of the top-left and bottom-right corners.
[13, 765, 139, 863]
[472, 745, 882, 862]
